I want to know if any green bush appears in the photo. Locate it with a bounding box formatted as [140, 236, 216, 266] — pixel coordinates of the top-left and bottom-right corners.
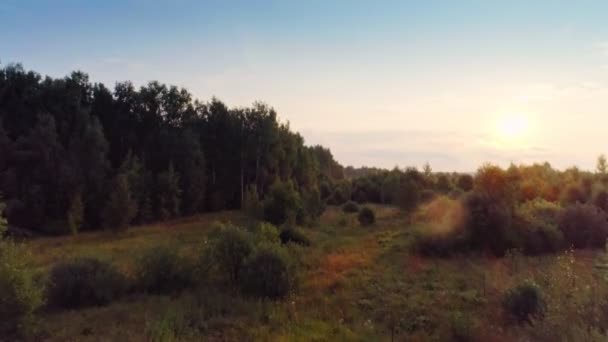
[279, 228, 310, 246]
[502, 281, 544, 324]
[239, 245, 292, 299]
[47, 257, 127, 308]
[0, 240, 44, 337]
[358, 206, 376, 226]
[342, 201, 360, 213]
[251, 222, 280, 245]
[208, 225, 253, 284]
[135, 246, 195, 294]
[263, 181, 302, 226]
[463, 191, 515, 256]
[513, 200, 564, 255]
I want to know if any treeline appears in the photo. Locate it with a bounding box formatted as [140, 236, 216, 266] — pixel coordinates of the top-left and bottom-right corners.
[341, 160, 608, 256]
[0, 64, 344, 234]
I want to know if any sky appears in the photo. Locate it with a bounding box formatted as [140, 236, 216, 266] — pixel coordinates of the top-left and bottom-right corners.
[2, 0, 608, 171]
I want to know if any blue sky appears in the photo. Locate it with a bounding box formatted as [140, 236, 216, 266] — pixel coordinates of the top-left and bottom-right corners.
[3, 1, 608, 171]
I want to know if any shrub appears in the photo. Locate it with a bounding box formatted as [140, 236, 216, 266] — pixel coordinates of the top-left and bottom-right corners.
[208, 225, 253, 284]
[457, 174, 474, 192]
[513, 199, 564, 255]
[412, 230, 466, 257]
[558, 203, 608, 248]
[263, 181, 302, 226]
[302, 188, 325, 225]
[342, 201, 360, 213]
[0, 240, 44, 337]
[358, 206, 376, 226]
[47, 258, 127, 308]
[279, 228, 311, 246]
[251, 222, 280, 245]
[243, 185, 263, 223]
[135, 246, 195, 294]
[239, 245, 292, 299]
[502, 281, 544, 324]
[463, 191, 515, 256]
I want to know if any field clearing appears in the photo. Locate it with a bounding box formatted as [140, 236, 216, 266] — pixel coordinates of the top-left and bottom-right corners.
[23, 205, 607, 341]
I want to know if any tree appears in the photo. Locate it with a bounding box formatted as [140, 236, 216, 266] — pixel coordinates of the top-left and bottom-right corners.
[263, 181, 302, 226]
[597, 154, 607, 175]
[457, 174, 474, 192]
[396, 179, 420, 214]
[67, 191, 84, 235]
[156, 163, 181, 220]
[103, 174, 136, 232]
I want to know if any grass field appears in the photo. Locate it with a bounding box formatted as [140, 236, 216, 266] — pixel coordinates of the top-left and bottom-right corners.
[25, 205, 608, 341]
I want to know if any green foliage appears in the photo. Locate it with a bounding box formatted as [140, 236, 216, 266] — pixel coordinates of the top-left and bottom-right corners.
[456, 174, 474, 192]
[342, 201, 360, 213]
[243, 185, 263, 222]
[0, 240, 44, 337]
[135, 246, 195, 294]
[279, 228, 311, 246]
[358, 206, 376, 226]
[208, 224, 253, 284]
[396, 179, 421, 213]
[263, 181, 302, 226]
[513, 199, 564, 255]
[67, 191, 84, 235]
[240, 245, 292, 299]
[328, 180, 352, 205]
[156, 163, 182, 220]
[103, 173, 136, 232]
[502, 281, 544, 324]
[301, 188, 325, 225]
[47, 257, 127, 308]
[558, 203, 608, 248]
[463, 191, 515, 256]
[251, 222, 280, 245]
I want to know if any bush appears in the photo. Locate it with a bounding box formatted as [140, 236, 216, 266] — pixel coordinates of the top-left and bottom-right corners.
[263, 181, 302, 226]
[463, 191, 515, 256]
[502, 281, 544, 324]
[558, 203, 608, 248]
[135, 246, 195, 294]
[513, 199, 564, 255]
[208, 225, 253, 284]
[239, 246, 292, 299]
[279, 228, 311, 246]
[342, 201, 360, 213]
[47, 257, 127, 308]
[412, 230, 466, 257]
[0, 240, 44, 337]
[358, 206, 376, 226]
[251, 222, 280, 245]
[302, 188, 325, 225]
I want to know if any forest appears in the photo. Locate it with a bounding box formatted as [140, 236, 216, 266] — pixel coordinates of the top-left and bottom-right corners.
[0, 64, 343, 234]
[3, 65, 608, 341]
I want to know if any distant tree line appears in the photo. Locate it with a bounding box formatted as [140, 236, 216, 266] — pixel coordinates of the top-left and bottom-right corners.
[0, 64, 344, 234]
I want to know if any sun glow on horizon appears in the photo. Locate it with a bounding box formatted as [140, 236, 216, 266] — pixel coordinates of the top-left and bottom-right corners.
[493, 112, 532, 147]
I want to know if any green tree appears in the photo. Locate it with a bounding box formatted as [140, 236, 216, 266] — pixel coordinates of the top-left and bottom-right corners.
[156, 163, 182, 220]
[103, 174, 136, 232]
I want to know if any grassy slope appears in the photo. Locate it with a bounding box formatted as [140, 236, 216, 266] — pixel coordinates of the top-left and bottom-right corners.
[26, 205, 605, 341]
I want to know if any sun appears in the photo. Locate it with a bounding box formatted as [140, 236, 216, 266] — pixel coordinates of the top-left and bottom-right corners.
[496, 113, 530, 144]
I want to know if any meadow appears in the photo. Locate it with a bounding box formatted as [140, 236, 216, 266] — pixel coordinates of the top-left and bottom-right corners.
[18, 204, 608, 341]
